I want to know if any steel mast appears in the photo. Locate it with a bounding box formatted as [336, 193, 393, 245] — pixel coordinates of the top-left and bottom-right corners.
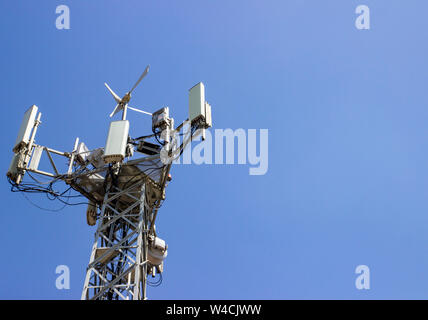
[6, 69, 212, 300]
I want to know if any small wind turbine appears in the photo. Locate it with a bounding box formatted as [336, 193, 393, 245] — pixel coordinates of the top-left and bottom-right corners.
[104, 65, 153, 120]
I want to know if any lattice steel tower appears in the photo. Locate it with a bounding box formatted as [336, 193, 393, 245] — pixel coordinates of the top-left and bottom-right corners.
[6, 68, 212, 300]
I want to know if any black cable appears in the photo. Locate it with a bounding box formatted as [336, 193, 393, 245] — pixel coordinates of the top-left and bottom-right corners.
[147, 271, 163, 287]
[134, 133, 157, 140]
[21, 192, 68, 213]
[8, 174, 88, 209]
[120, 164, 166, 191]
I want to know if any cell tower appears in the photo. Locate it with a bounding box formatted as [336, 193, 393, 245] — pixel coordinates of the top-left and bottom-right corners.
[6, 66, 212, 300]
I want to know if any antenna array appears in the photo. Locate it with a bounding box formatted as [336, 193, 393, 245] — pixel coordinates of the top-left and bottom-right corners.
[6, 67, 212, 300]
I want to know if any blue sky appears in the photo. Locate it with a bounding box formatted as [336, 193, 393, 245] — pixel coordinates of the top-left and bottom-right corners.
[1, 0, 428, 299]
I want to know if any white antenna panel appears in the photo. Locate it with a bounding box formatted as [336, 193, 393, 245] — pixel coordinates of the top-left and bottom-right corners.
[13, 105, 38, 153]
[76, 142, 90, 164]
[103, 120, 130, 163]
[189, 82, 205, 123]
[7, 153, 21, 182]
[204, 102, 212, 128]
[28, 145, 43, 171]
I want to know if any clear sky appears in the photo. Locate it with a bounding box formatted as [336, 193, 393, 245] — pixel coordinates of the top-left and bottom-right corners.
[1, 0, 428, 299]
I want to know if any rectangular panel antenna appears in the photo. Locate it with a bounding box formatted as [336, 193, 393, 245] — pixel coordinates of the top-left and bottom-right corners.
[28, 145, 43, 171]
[7, 154, 20, 182]
[189, 82, 205, 124]
[204, 102, 212, 128]
[13, 105, 38, 153]
[103, 120, 130, 163]
[76, 142, 90, 164]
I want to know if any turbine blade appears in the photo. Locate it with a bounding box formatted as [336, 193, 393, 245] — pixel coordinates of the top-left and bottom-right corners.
[104, 83, 121, 103]
[129, 65, 150, 94]
[128, 106, 152, 116]
[109, 104, 122, 117]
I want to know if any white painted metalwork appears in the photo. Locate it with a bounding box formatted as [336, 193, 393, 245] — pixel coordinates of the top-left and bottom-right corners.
[7, 68, 212, 300]
[81, 180, 150, 300]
